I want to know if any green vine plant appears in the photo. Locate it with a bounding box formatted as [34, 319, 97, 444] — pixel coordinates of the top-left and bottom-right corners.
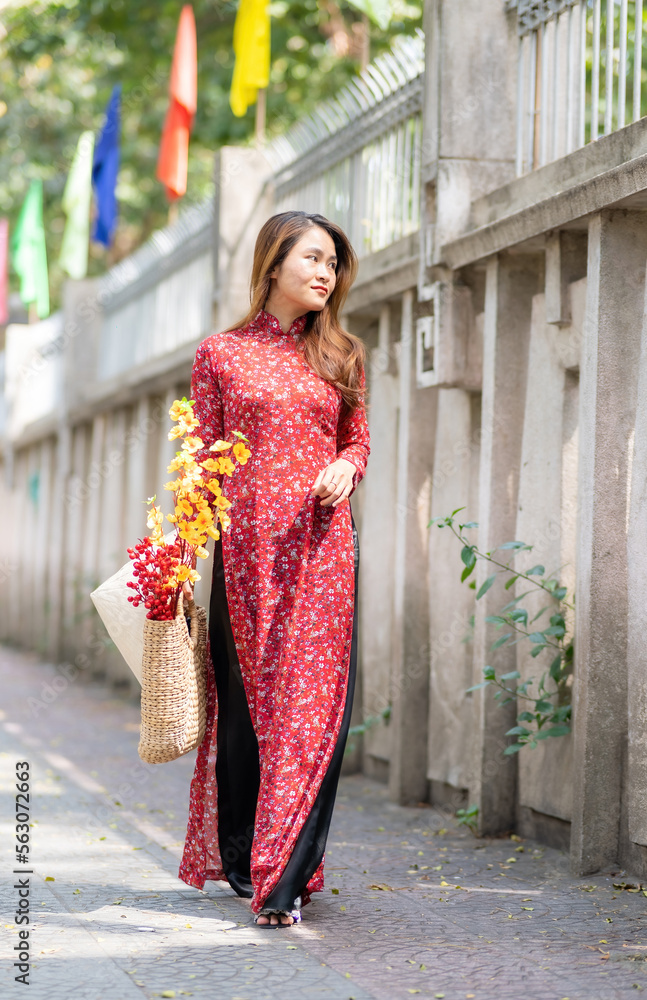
[430, 508, 574, 756]
[344, 705, 392, 756]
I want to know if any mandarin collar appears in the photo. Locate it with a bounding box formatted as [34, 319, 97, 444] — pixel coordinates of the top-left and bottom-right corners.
[255, 308, 308, 339]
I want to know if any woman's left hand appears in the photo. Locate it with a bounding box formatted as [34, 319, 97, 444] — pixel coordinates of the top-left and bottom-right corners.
[310, 457, 357, 507]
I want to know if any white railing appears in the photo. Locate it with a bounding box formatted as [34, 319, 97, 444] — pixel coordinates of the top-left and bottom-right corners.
[267, 32, 424, 257]
[508, 0, 646, 174]
[4, 313, 64, 440]
[96, 199, 213, 380]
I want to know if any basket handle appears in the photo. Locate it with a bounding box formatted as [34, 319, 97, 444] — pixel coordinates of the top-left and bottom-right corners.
[178, 591, 199, 651]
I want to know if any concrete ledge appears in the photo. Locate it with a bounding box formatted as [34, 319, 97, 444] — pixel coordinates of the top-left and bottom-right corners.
[441, 121, 647, 269]
[346, 234, 419, 314]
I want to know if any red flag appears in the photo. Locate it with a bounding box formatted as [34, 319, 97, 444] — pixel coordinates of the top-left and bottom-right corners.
[0, 218, 8, 325]
[156, 5, 197, 201]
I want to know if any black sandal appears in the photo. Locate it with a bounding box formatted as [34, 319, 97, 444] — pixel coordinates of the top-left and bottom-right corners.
[254, 895, 303, 927]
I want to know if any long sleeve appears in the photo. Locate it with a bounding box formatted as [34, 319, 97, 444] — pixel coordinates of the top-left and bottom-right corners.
[336, 365, 370, 495]
[191, 338, 224, 466]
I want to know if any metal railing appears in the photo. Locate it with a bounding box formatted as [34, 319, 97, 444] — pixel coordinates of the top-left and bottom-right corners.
[266, 31, 424, 258]
[507, 0, 647, 174]
[96, 199, 213, 381]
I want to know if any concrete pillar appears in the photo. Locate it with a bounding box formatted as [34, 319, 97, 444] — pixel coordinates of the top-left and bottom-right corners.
[571, 211, 647, 875]
[389, 290, 438, 805]
[515, 291, 574, 827]
[428, 388, 480, 794]
[471, 253, 539, 834]
[359, 305, 399, 777]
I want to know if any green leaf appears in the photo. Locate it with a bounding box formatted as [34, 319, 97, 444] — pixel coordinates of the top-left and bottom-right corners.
[451, 507, 467, 517]
[505, 726, 530, 736]
[503, 743, 524, 755]
[461, 545, 477, 569]
[534, 700, 555, 713]
[476, 575, 496, 600]
[508, 608, 528, 625]
[483, 666, 496, 680]
[461, 561, 476, 582]
[530, 605, 550, 623]
[485, 615, 507, 626]
[461, 521, 479, 530]
[504, 575, 519, 590]
[466, 681, 490, 692]
[499, 540, 531, 551]
[544, 625, 565, 637]
[518, 711, 534, 722]
[526, 564, 545, 576]
[530, 645, 546, 657]
[553, 587, 567, 600]
[501, 591, 533, 611]
[548, 653, 562, 681]
[491, 633, 513, 650]
[544, 725, 570, 737]
[529, 632, 546, 643]
[500, 670, 521, 681]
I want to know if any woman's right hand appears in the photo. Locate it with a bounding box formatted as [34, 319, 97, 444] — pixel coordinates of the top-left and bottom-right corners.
[182, 580, 194, 604]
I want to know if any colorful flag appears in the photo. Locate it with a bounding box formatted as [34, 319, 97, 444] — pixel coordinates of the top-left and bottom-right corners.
[59, 131, 95, 279]
[229, 0, 270, 118]
[10, 180, 49, 319]
[92, 84, 121, 247]
[0, 218, 8, 325]
[346, 0, 392, 30]
[156, 5, 197, 201]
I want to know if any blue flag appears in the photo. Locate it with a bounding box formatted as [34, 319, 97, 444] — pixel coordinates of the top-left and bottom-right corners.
[92, 84, 121, 247]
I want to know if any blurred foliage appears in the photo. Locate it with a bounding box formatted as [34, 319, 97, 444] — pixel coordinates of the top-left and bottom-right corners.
[0, 0, 421, 310]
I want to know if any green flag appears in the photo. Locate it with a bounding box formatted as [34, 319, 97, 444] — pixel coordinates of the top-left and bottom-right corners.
[59, 131, 95, 280]
[10, 179, 49, 319]
[346, 0, 392, 30]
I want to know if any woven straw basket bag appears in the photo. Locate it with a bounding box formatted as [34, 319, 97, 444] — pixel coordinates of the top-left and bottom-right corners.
[138, 594, 208, 764]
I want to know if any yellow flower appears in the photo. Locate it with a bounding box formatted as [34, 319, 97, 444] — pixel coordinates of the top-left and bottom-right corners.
[167, 453, 195, 473]
[177, 564, 192, 582]
[209, 440, 233, 452]
[214, 494, 232, 510]
[182, 436, 204, 454]
[147, 505, 163, 530]
[195, 509, 214, 530]
[205, 478, 222, 496]
[219, 511, 231, 531]
[233, 442, 251, 465]
[164, 478, 182, 492]
[206, 524, 220, 541]
[176, 499, 193, 518]
[218, 457, 235, 477]
[169, 399, 192, 421]
[178, 522, 203, 545]
[166, 513, 178, 524]
[188, 568, 201, 584]
[200, 458, 221, 473]
[195, 546, 209, 560]
[176, 414, 200, 435]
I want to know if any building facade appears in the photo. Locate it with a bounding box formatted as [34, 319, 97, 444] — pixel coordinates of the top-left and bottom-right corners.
[3, 0, 647, 878]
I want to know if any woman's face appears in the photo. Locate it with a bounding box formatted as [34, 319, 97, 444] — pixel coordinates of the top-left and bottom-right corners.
[269, 226, 338, 315]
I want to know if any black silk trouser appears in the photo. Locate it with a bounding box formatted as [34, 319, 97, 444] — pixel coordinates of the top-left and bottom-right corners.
[209, 512, 359, 912]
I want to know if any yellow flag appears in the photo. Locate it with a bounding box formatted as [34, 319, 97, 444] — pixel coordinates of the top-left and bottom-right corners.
[229, 0, 270, 117]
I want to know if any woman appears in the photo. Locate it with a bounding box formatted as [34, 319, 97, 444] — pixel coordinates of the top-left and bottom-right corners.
[178, 210, 370, 927]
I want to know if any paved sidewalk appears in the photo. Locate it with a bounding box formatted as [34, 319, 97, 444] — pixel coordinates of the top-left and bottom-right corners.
[1, 646, 646, 1000]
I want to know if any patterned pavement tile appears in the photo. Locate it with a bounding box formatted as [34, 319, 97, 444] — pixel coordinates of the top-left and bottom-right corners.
[1, 646, 646, 1000]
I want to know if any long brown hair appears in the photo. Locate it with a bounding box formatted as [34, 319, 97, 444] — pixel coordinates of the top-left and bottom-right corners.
[230, 211, 365, 415]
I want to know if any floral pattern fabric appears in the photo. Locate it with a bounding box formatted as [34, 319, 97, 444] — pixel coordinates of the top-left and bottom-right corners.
[178, 308, 370, 913]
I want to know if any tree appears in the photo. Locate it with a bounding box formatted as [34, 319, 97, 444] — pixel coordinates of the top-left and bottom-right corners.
[0, 0, 422, 310]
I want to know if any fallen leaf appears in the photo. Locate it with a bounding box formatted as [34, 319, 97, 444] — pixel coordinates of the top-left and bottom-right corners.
[331, 888, 339, 895]
[44, 877, 55, 882]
